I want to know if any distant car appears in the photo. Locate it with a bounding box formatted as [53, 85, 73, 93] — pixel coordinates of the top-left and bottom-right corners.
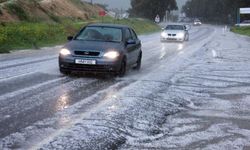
[193, 19, 202, 26]
[59, 24, 142, 77]
[161, 24, 189, 42]
[235, 20, 250, 27]
[179, 17, 192, 23]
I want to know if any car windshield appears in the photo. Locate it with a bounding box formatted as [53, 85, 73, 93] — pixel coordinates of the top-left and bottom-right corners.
[75, 26, 122, 42]
[165, 25, 184, 30]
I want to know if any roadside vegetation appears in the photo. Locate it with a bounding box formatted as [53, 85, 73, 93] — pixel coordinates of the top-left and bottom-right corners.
[129, 0, 178, 21]
[182, 0, 250, 24]
[0, 0, 160, 53]
[0, 17, 160, 53]
[231, 26, 250, 37]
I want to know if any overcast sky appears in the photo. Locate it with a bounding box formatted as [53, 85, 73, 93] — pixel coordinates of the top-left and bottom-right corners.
[84, 0, 187, 10]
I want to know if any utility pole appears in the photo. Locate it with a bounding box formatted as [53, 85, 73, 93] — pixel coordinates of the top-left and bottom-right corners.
[237, 8, 240, 24]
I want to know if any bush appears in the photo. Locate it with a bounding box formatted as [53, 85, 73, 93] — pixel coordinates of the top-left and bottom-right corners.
[47, 13, 61, 23]
[5, 3, 29, 20]
[0, 22, 84, 53]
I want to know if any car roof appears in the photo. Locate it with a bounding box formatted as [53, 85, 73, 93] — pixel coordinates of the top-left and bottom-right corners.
[87, 23, 130, 29]
[166, 24, 185, 26]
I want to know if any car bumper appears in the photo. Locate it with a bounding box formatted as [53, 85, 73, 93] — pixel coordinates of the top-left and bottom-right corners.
[193, 23, 201, 26]
[59, 55, 121, 73]
[161, 37, 184, 42]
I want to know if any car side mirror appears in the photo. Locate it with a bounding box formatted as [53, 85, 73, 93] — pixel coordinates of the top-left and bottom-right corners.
[67, 36, 74, 41]
[185, 25, 191, 30]
[126, 39, 136, 45]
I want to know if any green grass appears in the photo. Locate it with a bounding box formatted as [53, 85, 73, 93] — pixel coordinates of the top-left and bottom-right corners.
[0, 17, 160, 53]
[101, 17, 160, 35]
[0, 22, 83, 53]
[231, 26, 250, 37]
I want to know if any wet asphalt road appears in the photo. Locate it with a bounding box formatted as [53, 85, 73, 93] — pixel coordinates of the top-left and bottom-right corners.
[0, 25, 220, 149]
[0, 25, 213, 137]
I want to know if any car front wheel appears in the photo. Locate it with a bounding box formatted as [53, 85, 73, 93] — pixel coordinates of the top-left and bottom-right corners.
[185, 34, 189, 41]
[117, 59, 126, 77]
[59, 68, 71, 75]
[133, 52, 142, 70]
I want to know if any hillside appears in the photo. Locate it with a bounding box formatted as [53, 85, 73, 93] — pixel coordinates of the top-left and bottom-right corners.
[0, 0, 103, 22]
[0, 0, 160, 53]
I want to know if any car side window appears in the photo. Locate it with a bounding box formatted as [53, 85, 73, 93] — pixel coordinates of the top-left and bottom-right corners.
[130, 29, 138, 40]
[125, 28, 132, 41]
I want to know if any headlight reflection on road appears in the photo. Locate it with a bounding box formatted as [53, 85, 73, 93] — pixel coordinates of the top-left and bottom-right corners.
[56, 93, 72, 127]
[58, 116, 71, 127]
[56, 93, 70, 111]
[108, 105, 117, 111]
[104, 90, 119, 112]
[177, 44, 184, 51]
[159, 44, 167, 59]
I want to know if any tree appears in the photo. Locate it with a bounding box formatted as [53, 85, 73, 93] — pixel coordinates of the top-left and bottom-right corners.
[129, 0, 178, 21]
[182, 0, 250, 24]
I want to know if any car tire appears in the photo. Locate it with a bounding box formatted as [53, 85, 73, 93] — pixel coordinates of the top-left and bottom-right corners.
[118, 59, 126, 77]
[181, 38, 185, 43]
[133, 52, 142, 70]
[185, 35, 189, 41]
[60, 68, 71, 75]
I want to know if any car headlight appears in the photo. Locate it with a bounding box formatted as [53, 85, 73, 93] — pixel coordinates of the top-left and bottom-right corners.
[178, 33, 185, 38]
[161, 32, 167, 37]
[60, 48, 71, 56]
[104, 51, 120, 59]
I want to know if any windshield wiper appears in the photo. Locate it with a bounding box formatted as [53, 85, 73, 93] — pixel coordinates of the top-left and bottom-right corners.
[104, 40, 120, 43]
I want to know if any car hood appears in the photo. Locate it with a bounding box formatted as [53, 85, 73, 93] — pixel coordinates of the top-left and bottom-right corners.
[64, 40, 123, 52]
[163, 30, 185, 34]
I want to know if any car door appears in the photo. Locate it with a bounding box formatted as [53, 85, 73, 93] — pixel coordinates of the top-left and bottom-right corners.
[130, 28, 141, 63]
[125, 28, 137, 66]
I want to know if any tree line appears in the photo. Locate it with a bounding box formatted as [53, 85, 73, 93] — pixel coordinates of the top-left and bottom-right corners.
[182, 0, 250, 24]
[129, 0, 178, 21]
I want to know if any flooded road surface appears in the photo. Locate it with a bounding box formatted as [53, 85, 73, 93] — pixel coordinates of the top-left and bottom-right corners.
[120, 29, 250, 150]
[1, 25, 250, 149]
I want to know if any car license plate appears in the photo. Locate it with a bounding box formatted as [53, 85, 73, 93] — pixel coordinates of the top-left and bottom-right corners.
[75, 59, 96, 65]
[167, 38, 176, 40]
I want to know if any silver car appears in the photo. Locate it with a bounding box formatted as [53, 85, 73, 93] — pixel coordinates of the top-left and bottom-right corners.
[59, 24, 142, 77]
[161, 24, 189, 42]
[193, 19, 202, 26]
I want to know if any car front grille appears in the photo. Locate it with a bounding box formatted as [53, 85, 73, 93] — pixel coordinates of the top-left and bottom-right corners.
[61, 63, 117, 72]
[74, 51, 100, 56]
[168, 34, 176, 36]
